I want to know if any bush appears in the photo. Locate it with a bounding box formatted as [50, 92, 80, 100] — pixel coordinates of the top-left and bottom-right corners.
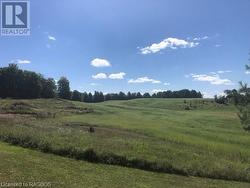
[214, 95, 228, 105]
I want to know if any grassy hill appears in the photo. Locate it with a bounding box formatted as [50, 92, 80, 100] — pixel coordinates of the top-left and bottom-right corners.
[0, 142, 249, 188]
[0, 98, 249, 186]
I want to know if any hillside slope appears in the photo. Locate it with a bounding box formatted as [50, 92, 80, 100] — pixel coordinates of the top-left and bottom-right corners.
[0, 98, 249, 183]
[0, 142, 249, 188]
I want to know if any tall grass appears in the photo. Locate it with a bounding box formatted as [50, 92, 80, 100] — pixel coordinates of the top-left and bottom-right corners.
[0, 98, 249, 182]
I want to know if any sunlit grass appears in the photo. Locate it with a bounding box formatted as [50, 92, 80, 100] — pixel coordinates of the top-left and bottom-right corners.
[0, 98, 249, 182]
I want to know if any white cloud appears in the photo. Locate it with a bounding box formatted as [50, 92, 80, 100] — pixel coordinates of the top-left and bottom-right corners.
[246, 71, 250, 75]
[152, 89, 165, 93]
[92, 72, 126, 80]
[193, 36, 209, 41]
[218, 92, 227, 97]
[201, 92, 212, 98]
[217, 70, 231, 74]
[48, 35, 56, 41]
[128, 77, 161, 84]
[189, 73, 234, 85]
[91, 58, 111, 67]
[90, 83, 100, 86]
[92, 73, 107, 79]
[11, 59, 31, 64]
[202, 91, 226, 98]
[140, 37, 199, 54]
[164, 82, 171, 86]
[215, 44, 221, 47]
[109, 72, 126, 80]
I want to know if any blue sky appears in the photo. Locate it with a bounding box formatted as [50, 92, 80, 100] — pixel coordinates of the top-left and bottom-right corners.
[1, 0, 250, 97]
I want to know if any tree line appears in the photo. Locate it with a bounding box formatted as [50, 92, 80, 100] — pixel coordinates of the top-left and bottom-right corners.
[0, 64, 203, 101]
[0, 64, 56, 99]
[73, 89, 202, 103]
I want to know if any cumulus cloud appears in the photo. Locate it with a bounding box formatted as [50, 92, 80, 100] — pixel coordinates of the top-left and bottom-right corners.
[164, 82, 171, 86]
[92, 72, 126, 80]
[11, 59, 31, 64]
[91, 58, 111, 67]
[202, 92, 218, 98]
[202, 91, 226, 98]
[246, 71, 250, 75]
[92, 73, 107, 79]
[48, 35, 56, 41]
[128, 77, 161, 84]
[217, 70, 231, 74]
[140, 37, 199, 54]
[189, 73, 233, 85]
[201, 92, 213, 98]
[109, 72, 126, 80]
[90, 83, 100, 86]
[193, 36, 209, 41]
[152, 89, 165, 93]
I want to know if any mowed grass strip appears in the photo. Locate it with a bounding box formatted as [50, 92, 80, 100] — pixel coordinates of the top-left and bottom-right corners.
[0, 98, 249, 182]
[0, 142, 249, 188]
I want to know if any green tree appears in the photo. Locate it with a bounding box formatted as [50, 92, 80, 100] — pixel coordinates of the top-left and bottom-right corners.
[118, 92, 126, 100]
[87, 93, 93, 102]
[227, 58, 250, 131]
[104, 93, 111, 101]
[0, 64, 22, 98]
[57, 77, 71, 99]
[136, 92, 142, 98]
[41, 78, 56, 98]
[143, 92, 151, 98]
[237, 81, 250, 131]
[23, 71, 43, 98]
[237, 59, 250, 130]
[127, 92, 132, 100]
[81, 92, 88, 102]
[71, 90, 81, 101]
[0, 64, 44, 99]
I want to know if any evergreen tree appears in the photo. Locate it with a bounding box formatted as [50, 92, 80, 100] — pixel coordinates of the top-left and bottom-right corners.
[127, 92, 132, 100]
[136, 92, 142, 98]
[87, 93, 93, 102]
[105, 93, 111, 101]
[71, 90, 81, 101]
[81, 92, 88, 102]
[143, 92, 151, 98]
[118, 91, 126, 100]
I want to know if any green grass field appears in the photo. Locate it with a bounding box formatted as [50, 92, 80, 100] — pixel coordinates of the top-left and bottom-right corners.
[0, 142, 249, 188]
[0, 98, 250, 187]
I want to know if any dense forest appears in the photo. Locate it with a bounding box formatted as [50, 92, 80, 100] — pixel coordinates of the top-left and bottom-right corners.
[0, 64, 202, 102]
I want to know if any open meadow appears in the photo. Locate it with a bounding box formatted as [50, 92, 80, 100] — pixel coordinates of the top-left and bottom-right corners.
[0, 98, 249, 187]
